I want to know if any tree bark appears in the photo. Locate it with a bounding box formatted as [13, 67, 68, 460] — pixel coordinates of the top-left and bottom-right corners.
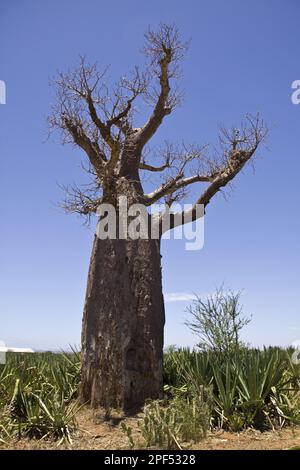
[80, 234, 165, 411]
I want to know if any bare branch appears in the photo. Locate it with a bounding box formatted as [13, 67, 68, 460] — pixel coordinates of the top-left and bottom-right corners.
[145, 173, 212, 205]
[58, 181, 102, 222]
[139, 161, 170, 172]
[49, 57, 147, 176]
[62, 115, 105, 176]
[164, 114, 268, 231]
[143, 142, 212, 205]
[137, 24, 188, 147]
[107, 67, 148, 132]
[48, 27, 267, 227]
[139, 143, 173, 172]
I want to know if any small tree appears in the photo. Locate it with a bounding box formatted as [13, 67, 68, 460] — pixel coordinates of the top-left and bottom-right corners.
[186, 289, 251, 354]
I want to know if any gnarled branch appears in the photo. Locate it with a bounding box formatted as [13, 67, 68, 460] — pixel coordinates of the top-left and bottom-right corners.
[163, 114, 268, 231]
[49, 26, 267, 226]
[137, 24, 187, 147]
[143, 142, 213, 205]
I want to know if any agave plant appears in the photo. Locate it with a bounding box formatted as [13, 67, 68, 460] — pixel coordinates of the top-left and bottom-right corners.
[0, 350, 81, 445]
[163, 346, 300, 432]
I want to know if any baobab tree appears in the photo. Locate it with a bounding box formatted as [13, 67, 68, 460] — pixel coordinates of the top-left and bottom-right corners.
[49, 24, 267, 410]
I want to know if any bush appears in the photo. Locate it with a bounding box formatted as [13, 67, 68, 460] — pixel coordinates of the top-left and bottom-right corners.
[185, 288, 251, 355]
[138, 387, 212, 449]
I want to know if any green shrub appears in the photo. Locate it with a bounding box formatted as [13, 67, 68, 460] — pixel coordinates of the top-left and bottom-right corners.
[185, 288, 251, 355]
[138, 387, 212, 449]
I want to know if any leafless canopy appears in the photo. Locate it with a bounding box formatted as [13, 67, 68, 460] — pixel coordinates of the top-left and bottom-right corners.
[49, 24, 268, 227]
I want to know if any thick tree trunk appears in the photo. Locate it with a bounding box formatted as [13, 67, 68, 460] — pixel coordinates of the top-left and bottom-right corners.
[80, 234, 165, 411]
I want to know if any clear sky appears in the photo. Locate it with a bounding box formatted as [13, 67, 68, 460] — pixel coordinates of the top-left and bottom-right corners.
[0, 0, 299, 351]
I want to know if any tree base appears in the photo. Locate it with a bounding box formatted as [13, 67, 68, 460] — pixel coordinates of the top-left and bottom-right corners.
[80, 236, 165, 410]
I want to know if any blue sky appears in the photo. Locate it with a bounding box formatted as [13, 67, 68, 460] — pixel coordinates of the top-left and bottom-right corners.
[0, 0, 299, 350]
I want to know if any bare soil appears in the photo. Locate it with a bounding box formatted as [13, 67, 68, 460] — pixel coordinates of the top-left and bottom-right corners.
[2, 407, 300, 450]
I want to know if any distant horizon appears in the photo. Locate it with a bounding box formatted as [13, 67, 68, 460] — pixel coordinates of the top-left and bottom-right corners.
[3, 342, 297, 353]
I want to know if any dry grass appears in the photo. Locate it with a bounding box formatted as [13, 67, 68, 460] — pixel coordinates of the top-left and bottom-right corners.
[1, 406, 300, 450]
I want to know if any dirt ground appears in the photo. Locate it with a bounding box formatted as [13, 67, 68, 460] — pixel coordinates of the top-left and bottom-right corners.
[2, 407, 300, 450]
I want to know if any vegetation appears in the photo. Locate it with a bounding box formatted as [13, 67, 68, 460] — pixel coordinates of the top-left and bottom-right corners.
[0, 350, 81, 444]
[137, 387, 212, 449]
[185, 288, 251, 354]
[0, 347, 299, 448]
[1, 295, 299, 449]
[135, 290, 300, 448]
[163, 347, 300, 433]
